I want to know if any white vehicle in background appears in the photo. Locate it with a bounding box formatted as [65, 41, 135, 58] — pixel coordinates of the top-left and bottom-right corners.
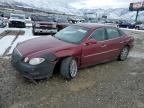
[8, 14, 26, 28]
[135, 24, 144, 30]
[25, 16, 32, 27]
[0, 17, 7, 28]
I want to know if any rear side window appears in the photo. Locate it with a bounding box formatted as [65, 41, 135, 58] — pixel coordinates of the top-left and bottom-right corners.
[90, 28, 106, 41]
[106, 28, 121, 39]
[119, 29, 125, 36]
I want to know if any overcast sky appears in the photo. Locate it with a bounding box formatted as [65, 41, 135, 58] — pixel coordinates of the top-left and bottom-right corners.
[3, 0, 144, 9]
[70, 0, 144, 9]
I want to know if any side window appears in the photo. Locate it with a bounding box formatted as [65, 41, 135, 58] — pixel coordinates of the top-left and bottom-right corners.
[90, 28, 106, 41]
[106, 28, 121, 39]
[119, 29, 125, 36]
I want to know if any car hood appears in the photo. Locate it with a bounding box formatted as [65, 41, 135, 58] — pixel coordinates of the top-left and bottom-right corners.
[17, 36, 76, 58]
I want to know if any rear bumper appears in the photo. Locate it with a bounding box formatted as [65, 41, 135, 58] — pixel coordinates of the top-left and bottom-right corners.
[33, 28, 57, 33]
[11, 60, 55, 80]
[9, 22, 26, 28]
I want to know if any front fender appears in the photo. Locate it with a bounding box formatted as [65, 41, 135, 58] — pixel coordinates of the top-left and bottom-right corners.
[55, 49, 76, 58]
[54, 48, 82, 67]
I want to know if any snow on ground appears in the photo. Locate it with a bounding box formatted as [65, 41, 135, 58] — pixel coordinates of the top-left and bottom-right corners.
[0, 27, 39, 56]
[0, 36, 15, 56]
[120, 28, 144, 33]
[8, 36, 39, 55]
[23, 27, 33, 37]
[129, 52, 144, 59]
[8, 27, 39, 55]
[0, 28, 6, 34]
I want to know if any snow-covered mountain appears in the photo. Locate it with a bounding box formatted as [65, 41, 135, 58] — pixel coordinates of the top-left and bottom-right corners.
[0, 0, 144, 20]
[0, 0, 80, 15]
[80, 8, 144, 21]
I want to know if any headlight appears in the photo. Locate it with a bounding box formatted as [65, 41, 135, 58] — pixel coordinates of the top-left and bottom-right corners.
[29, 58, 45, 65]
[24, 57, 29, 63]
[35, 24, 40, 27]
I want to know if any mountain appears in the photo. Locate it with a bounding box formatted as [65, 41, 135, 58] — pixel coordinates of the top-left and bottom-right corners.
[79, 8, 144, 21]
[0, 0, 144, 21]
[0, 0, 80, 15]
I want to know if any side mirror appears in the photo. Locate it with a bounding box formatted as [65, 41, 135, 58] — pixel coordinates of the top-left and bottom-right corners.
[84, 39, 97, 46]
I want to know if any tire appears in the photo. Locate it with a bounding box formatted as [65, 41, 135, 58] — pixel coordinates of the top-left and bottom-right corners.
[135, 27, 139, 30]
[33, 32, 37, 35]
[32, 30, 38, 35]
[8, 23, 12, 28]
[119, 46, 129, 61]
[60, 57, 78, 79]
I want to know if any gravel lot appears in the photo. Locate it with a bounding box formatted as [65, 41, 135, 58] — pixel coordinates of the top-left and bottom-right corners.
[0, 29, 144, 108]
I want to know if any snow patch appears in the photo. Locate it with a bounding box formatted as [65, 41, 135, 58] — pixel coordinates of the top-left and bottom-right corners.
[129, 52, 144, 59]
[121, 28, 144, 33]
[0, 36, 15, 56]
[8, 36, 39, 55]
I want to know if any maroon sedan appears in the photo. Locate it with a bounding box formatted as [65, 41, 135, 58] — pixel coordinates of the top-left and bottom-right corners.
[11, 23, 134, 80]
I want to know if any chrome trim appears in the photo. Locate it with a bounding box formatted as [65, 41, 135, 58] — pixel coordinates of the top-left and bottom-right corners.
[84, 49, 119, 58]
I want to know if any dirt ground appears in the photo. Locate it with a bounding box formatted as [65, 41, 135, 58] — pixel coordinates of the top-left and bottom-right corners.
[0, 29, 144, 108]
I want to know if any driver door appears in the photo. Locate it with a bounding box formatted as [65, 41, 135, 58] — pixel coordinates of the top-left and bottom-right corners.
[81, 28, 109, 66]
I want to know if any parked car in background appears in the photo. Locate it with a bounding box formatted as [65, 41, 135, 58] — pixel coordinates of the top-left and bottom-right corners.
[25, 16, 32, 23]
[25, 16, 32, 27]
[118, 20, 136, 29]
[0, 18, 7, 28]
[32, 16, 57, 35]
[135, 24, 144, 30]
[11, 23, 134, 80]
[8, 14, 26, 28]
[56, 18, 70, 31]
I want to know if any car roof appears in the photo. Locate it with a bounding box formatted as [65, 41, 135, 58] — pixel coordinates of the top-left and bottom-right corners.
[75, 23, 117, 30]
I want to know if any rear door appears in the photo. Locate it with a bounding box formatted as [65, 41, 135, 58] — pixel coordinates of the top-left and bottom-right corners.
[105, 27, 125, 59]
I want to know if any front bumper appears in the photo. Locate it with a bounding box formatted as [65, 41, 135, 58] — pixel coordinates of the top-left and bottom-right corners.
[11, 49, 56, 80]
[34, 28, 57, 34]
[11, 60, 55, 80]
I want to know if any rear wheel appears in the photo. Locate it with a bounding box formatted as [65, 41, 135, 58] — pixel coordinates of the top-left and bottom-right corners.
[60, 57, 78, 79]
[119, 46, 129, 61]
[135, 26, 139, 30]
[8, 23, 12, 28]
[32, 29, 38, 35]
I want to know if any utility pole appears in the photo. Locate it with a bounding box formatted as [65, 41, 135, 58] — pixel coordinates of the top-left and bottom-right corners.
[135, 10, 139, 22]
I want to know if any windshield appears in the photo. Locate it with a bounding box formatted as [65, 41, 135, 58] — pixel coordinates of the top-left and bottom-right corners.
[11, 15, 25, 20]
[57, 18, 68, 23]
[55, 26, 88, 44]
[34, 16, 54, 22]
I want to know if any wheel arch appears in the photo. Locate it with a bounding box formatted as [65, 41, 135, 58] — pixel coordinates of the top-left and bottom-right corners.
[53, 55, 80, 73]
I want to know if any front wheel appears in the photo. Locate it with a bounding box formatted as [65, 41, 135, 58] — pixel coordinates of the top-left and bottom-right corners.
[60, 57, 78, 79]
[119, 46, 129, 61]
[135, 26, 139, 30]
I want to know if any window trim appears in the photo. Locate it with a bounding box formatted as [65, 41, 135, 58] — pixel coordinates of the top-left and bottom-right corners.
[106, 27, 122, 40]
[88, 27, 107, 42]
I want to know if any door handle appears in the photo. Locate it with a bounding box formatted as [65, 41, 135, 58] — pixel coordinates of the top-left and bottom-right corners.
[101, 44, 107, 47]
[83, 43, 89, 46]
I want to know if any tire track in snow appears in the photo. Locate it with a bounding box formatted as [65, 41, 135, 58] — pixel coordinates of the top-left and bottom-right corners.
[2, 31, 21, 56]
